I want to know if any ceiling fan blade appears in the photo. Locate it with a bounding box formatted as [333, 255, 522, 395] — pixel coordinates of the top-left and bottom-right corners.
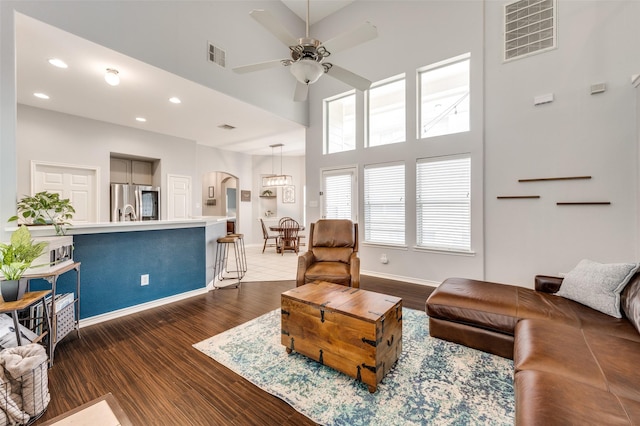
[293, 81, 309, 102]
[250, 9, 299, 47]
[321, 22, 378, 55]
[233, 59, 285, 74]
[326, 65, 372, 91]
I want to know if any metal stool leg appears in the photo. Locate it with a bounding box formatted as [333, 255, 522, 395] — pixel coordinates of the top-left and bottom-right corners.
[213, 236, 241, 289]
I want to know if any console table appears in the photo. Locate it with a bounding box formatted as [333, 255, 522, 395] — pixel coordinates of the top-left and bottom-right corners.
[25, 262, 81, 366]
[0, 290, 52, 349]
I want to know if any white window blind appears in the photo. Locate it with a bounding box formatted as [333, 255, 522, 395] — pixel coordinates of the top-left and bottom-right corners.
[367, 77, 405, 147]
[323, 172, 354, 220]
[416, 155, 470, 251]
[325, 92, 356, 154]
[364, 163, 405, 245]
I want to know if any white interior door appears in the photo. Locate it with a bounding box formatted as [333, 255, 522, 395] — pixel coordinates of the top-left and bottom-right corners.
[321, 167, 357, 221]
[32, 161, 99, 223]
[167, 174, 192, 220]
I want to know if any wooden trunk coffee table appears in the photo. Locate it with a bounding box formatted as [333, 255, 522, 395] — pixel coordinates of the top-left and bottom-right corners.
[281, 281, 402, 392]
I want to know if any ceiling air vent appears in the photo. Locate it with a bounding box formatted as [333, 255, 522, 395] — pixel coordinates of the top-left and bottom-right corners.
[208, 42, 226, 68]
[504, 0, 556, 62]
[218, 124, 236, 130]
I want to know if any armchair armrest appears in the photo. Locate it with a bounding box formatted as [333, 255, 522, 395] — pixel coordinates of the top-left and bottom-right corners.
[296, 251, 315, 287]
[349, 252, 360, 289]
[535, 275, 564, 293]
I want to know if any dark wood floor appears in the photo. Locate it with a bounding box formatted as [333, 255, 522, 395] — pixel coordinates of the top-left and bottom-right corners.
[36, 277, 434, 425]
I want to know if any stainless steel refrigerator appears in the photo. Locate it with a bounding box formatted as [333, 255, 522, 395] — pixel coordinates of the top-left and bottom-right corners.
[110, 184, 160, 222]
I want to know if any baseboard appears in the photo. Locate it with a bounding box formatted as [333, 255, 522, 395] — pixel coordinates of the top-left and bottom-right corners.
[79, 287, 209, 328]
[361, 270, 440, 287]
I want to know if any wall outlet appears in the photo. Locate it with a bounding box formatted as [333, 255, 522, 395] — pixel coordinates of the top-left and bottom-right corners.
[141, 274, 149, 286]
[380, 254, 389, 264]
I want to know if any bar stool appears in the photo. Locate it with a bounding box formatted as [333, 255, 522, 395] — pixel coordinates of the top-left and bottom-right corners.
[213, 235, 244, 289]
[226, 233, 247, 276]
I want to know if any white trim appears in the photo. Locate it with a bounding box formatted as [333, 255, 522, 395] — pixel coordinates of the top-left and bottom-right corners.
[413, 246, 476, 257]
[361, 270, 440, 287]
[79, 287, 208, 328]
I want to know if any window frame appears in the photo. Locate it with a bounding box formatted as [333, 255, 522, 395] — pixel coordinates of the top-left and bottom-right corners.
[415, 154, 472, 253]
[417, 53, 471, 140]
[323, 90, 357, 155]
[363, 161, 406, 246]
[365, 74, 406, 148]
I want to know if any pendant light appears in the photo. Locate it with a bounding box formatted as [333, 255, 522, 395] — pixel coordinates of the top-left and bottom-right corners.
[262, 144, 293, 187]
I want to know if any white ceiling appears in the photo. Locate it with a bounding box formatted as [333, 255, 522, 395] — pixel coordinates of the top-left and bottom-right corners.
[281, 0, 355, 25]
[16, 11, 313, 157]
[15, 2, 356, 157]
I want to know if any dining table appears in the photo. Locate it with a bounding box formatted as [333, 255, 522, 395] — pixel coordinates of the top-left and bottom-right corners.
[269, 225, 305, 253]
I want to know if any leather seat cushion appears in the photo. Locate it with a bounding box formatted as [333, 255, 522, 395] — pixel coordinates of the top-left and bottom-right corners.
[515, 319, 640, 401]
[304, 262, 351, 286]
[427, 278, 640, 340]
[515, 369, 639, 426]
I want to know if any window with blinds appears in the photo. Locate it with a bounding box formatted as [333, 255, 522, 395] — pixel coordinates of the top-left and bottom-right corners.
[323, 170, 355, 220]
[364, 163, 405, 245]
[416, 155, 471, 251]
[367, 76, 406, 147]
[325, 92, 356, 154]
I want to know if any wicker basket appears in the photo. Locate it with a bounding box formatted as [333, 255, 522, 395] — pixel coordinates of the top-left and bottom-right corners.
[0, 358, 49, 425]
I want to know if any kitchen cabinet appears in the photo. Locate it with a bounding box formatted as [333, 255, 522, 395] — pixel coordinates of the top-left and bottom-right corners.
[110, 158, 153, 185]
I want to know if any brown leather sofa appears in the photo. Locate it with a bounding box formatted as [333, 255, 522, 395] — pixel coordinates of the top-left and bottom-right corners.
[296, 219, 359, 288]
[426, 274, 640, 425]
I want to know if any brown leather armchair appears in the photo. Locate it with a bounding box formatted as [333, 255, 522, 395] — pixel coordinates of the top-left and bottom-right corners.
[296, 219, 360, 288]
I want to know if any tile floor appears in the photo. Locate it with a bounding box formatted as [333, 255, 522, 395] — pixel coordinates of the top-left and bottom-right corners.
[223, 243, 304, 284]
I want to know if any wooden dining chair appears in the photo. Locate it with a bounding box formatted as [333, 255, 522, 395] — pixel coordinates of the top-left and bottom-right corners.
[260, 218, 279, 253]
[278, 218, 300, 255]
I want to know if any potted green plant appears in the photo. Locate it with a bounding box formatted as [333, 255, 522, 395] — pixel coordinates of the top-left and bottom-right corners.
[9, 191, 76, 236]
[0, 225, 47, 301]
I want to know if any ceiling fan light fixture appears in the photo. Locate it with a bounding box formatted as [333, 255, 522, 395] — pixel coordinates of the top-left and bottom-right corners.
[104, 68, 120, 86]
[290, 59, 324, 85]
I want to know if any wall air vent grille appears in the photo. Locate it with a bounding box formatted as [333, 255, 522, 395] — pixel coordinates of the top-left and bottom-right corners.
[208, 42, 226, 68]
[504, 0, 556, 62]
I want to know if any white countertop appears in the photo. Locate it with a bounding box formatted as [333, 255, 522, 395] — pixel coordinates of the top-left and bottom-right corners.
[7, 216, 231, 237]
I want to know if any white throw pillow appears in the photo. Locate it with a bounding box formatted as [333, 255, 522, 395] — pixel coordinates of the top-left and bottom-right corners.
[556, 259, 640, 318]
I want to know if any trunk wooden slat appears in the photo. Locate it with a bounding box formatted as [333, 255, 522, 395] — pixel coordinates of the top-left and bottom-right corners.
[281, 281, 402, 392]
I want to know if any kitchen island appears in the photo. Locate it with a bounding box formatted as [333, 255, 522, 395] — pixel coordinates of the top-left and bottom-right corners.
[25, 217, 229, 325]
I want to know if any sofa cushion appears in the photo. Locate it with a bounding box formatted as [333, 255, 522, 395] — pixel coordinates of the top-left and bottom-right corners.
[304, 262, 351, 286]
[515, 370, 638, 426]
[427, 278, 581, 336]
[556, 259, 639, 318]
[621, 273, 640, 335]
[515, 319, 640, 402]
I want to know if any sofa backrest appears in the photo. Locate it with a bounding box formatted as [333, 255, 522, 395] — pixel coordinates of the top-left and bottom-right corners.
[621, 273, 640, 334]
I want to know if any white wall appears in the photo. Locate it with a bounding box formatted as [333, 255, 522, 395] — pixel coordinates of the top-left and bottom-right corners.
[305, 1, 485, 285]
[304, 0, 640, 287]
[18, 104, 264, 243]
[483, 0, 640, 286]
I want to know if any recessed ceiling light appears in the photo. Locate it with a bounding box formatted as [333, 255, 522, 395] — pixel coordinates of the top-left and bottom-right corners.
[168, 97, 181, 104]
[104, 68, 120, 86]
[33, 93, 50, 100]
[48, 58, 68, 69]
[135, 117, 147, 122]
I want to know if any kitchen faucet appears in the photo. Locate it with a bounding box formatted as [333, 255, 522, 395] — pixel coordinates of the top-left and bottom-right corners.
[123, 204, 137, 221]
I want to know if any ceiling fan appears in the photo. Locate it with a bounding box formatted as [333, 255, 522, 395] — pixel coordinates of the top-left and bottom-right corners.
[232, 0, 377, 102]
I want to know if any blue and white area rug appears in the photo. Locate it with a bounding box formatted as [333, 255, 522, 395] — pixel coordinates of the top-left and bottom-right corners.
[193, 308, 514, 425]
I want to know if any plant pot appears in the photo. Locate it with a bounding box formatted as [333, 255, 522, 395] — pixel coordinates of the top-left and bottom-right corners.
[1, 278, 28, 302]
